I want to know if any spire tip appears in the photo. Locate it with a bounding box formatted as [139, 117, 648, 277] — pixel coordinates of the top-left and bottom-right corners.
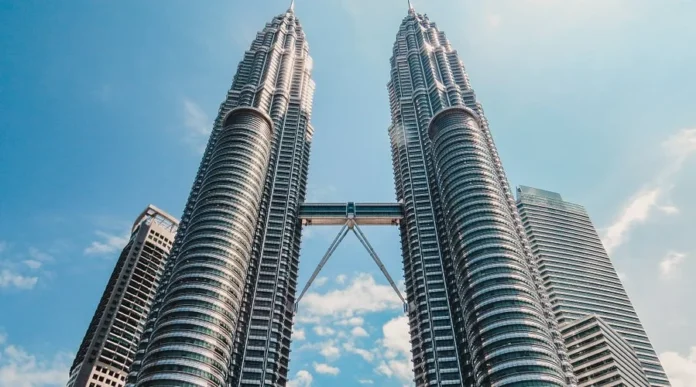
[289, 0, 295, 12]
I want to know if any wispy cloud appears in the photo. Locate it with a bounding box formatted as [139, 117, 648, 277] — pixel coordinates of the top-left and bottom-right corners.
[314, 277, 328, 287]
[313, 362, 340, 376]
[603, 128, 696, 254]
[313, 326, 336, 337]
[358, 380, 374, 384]
[336, 317, 364, 327]
[28, 248, 53, 263]
[0, 270, 38, 290]
[84, 231, 129, 256]
[603, 188, 661, 254]
[22, 260, 42, 270]
[351, 326, 369, 337]
[342, 341, 374, 362]
[301, 273, 403, 318]
[183, 98, 211, 154]
[0, 332, 71, 387]
[293, 328, 306, 341]
[659, 347, 696, 387]
[287, 370, 313, 387]
[660, 251, 686, 280]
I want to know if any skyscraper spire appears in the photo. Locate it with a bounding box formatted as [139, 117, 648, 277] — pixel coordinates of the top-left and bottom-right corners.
[289, 0, 295, 12]
[408, 0, 414, 11]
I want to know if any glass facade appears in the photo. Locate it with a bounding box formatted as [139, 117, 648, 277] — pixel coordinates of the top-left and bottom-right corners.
[516, 185, 671, 386]
[128, 5, 315, 387]
[388, 8, 574, 386]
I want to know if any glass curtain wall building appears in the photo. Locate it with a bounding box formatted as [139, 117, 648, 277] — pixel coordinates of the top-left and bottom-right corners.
[67, 205, 179, 387]
[387, 5, 575, 387]
[128, 3, 315, 386]
[516, 186, 670, 386]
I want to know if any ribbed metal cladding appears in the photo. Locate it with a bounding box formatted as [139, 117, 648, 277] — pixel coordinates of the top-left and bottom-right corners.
[428, 107, 567, 386]
[128, 6, 314, 387]
[388, 7, 575, 386]
[135, 108, 273, 386]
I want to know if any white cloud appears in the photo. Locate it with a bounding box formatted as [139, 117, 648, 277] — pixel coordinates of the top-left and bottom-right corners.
[660, 347, 696, 387]
[336, 274, 347, 284]
[659, 205, 680, 215]
[313, 362, 340, 376]
[84, 231, 129, 256]
[28, 248, 53, 263]
[381, 316, 411, 360]
[319, 341, 341, 360]
[0, 270, 38, 290]
[336, 317, 364, 326]
[0, 334, 71, 387]
[375, 361, 393, 377]
[302, 273, 402, 318]
[358, 380, 374, 384]
[603, 128, 696, 254]
[313, 326, 336, 337]
[374, 316, 413, 384]
[661, 128, 696, 174]
[183, 98, 211, 154]
[301, 340, 341, 361]
[660, 251, 686, 279]
[342, 342, 374, 362]
[293, 329, 306, 341]
[602, 188, 661, 255]
[314, 277, 328, 287]
[351, 326, 369, 337]
[287, 370, 313, 387]
[22, 260, 42, 270]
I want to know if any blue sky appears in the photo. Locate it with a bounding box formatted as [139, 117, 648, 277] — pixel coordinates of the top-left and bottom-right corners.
[1, 0, 695, 385]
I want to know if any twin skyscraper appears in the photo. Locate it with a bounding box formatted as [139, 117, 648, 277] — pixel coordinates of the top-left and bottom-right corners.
[68, 3, 670, 387]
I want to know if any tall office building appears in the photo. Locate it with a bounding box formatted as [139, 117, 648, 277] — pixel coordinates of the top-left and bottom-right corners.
[129, 2, 315, 386]
[67, 205, 178, 387]
[388, 4, 574, 386]
[516, 186, 670, 386]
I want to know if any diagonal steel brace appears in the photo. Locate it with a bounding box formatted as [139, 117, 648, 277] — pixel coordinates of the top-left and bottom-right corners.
[293, 220, 408, 314]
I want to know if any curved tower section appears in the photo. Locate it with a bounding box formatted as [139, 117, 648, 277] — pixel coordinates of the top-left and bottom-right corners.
[130, 5, 315, 386]
[135, 108, 273, 386]
[428, 107, 565, 386]
[387, 7, 575, 386]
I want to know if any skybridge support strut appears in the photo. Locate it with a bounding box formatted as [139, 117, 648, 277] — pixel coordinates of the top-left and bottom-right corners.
[293, 220, 409, 314]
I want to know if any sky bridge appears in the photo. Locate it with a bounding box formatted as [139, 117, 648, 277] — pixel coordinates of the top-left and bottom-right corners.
[294, 202, 412, 314]
[298, 202, 404, 226]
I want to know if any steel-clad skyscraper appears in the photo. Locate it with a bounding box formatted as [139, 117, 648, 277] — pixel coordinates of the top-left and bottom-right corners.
[120, 2, 668, 387]
[516, 186, 670, 386]
[387, 5, 575, 386]
[130, 3, 315, 386]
